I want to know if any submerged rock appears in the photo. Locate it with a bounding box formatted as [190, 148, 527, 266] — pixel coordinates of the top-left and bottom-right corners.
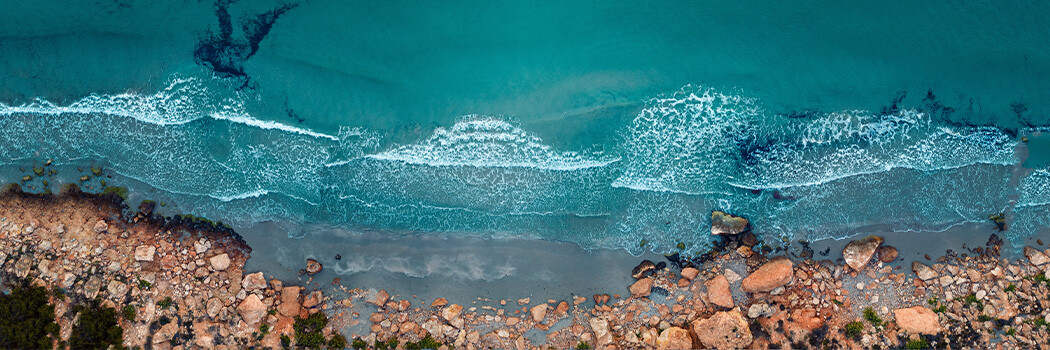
[306, 258, 323, 275]
[876, 245, 898, 263]
[742, 257, 793, 292]
[138, 200, 155, 216]
[843, 235, 884, 271]
[692, 310, 753, 349]
[632, 260, 656, 279]
[711, 211, 750, 235]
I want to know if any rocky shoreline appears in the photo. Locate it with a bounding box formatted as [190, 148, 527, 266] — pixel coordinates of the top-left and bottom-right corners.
[2, 186, 1049, 349]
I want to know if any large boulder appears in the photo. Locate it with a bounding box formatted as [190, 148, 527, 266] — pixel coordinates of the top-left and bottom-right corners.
[705, 275, 734, 308]
[242, 272, 267, 291]
[278, 286, 301, 317]
[656, 327, 692, 350]
[369, 289, 390, 307]
[237, 294, 266, 325]
[589, 317, 613, 347]
[894, 307, 941, 334]
[691, 310, 753, 349]
[912, 262, 938, 281]
[530, 304, 548, 323]
[1025, 246, 1050, 266]
[630, 278, 653, 298]
[711, 211, 750, 235]
[742, 257, 794, 293]
[843, 235, 884, 271]
[209, 253, 231, 271]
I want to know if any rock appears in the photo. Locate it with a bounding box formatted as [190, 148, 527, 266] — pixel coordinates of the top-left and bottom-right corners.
[692, 310, 753, 349]
[711, 211, 750, 235]
[194, 239, 211, 254]
[138, 200, 156, 216]
[92, 220, 108, 233]
[278, 286, 301, 317]
[442, 304, 463, 321]
[209, 253, 231, 271]
[106, 280, 127, 298]
[237, 294, 266, 325]
[306, 259, 323, 275]
[242, 272, 267, 291]
[681, 267, 699, 280]
[134, 246, 156, 262]
[207, 298, 223, 318]
[303, 291, 323, 308]
[742, 257, 794, 293]
[877, 245, 899, 263]
[369, 289, 390, 307]
[912, 261, 938, 280]
[530, 304, 548, 323]
[431, 297, 448, 308]
[656, 327, 692, 350]
[748, 303, 776, 318]
[894, 307, 942, 334]
[724, 269, 742, 283]
[153, 322, 178, 344]
[1024, 246, 1050, 266]
[589, 318, 613, 347]
[630, 278, 653, 298]
[555, 301, 569, 315]
[705, 275, 734, 308]
[843, 235, 884, 271]
[632, 260, 656, 279]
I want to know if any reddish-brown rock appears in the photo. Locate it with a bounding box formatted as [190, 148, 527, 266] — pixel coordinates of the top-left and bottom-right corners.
[692, 310, 753, 349]
[705, 275, 734, 308]
[629, 278, 653, 298]
[742, 257, 794, 293]
[656, 327, 692, 350]
[894, 306, 941, 334]
[843, 235, 884, 271]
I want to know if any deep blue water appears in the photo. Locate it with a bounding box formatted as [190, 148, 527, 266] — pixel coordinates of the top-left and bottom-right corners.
[1, 1, 1049, 253]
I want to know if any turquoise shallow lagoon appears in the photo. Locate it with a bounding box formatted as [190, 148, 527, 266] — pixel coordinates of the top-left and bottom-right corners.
[2, 0, 1050, 257]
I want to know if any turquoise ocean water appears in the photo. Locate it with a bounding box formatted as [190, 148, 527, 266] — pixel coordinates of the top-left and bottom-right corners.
[2, 0, 1050, 253]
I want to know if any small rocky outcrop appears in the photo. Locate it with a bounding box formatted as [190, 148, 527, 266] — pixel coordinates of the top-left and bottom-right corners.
[843, 235, 884, 271]
[237, 294, 266, 326]
[711, 211, 750, 235]
[691, 310, 753, 349]
[631, 260, 656, 279]
[742, 257, 794, 292]
[894, 306, 942, 334]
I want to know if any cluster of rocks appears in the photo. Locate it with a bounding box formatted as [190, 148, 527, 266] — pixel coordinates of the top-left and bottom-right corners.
[0, 189, 339, 349]
[5, 191, 1050, 349]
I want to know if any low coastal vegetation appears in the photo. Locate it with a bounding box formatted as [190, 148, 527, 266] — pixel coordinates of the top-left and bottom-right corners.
[0, 279, 59, 349]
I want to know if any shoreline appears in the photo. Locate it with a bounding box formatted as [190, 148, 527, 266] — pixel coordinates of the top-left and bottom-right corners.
[2, 186, 1050, 349]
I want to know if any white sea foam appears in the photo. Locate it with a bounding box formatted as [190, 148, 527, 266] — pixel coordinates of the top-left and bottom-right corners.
[366, 116, 619, 171]
[0, 76, 339, 140]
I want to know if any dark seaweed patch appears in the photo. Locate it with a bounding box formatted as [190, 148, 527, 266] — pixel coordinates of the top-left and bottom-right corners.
[194, 0, 298, 88]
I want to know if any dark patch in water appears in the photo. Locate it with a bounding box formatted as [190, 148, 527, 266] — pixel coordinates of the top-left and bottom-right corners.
[879, 90, 907, 115]
[194, 0, 298, 88]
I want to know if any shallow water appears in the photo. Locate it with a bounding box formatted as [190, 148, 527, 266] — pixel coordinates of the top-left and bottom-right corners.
[2, 1, 1050, 256]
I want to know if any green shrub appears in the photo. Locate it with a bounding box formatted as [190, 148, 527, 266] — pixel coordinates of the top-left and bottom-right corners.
[576, 341, 592, 349]
[905, 339, 931, 349]
[843, 321, 863, 340]
[863, 307, 883, 327]
[293, 312, 328, 349]
[0, 281, 59, 349]
[405, 334, 443, 350]
[102, 186, 129, 200]
[122, 304, 137, 321]
[327, 334, 347, 349]
[138, 279, 152, 290]
[280, 334, 291, 347]
[351, 337, 368, 349]
[69, 302, 124, 350]
[157, 297, 173, 309]
[1005, 284, 1016, 292]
